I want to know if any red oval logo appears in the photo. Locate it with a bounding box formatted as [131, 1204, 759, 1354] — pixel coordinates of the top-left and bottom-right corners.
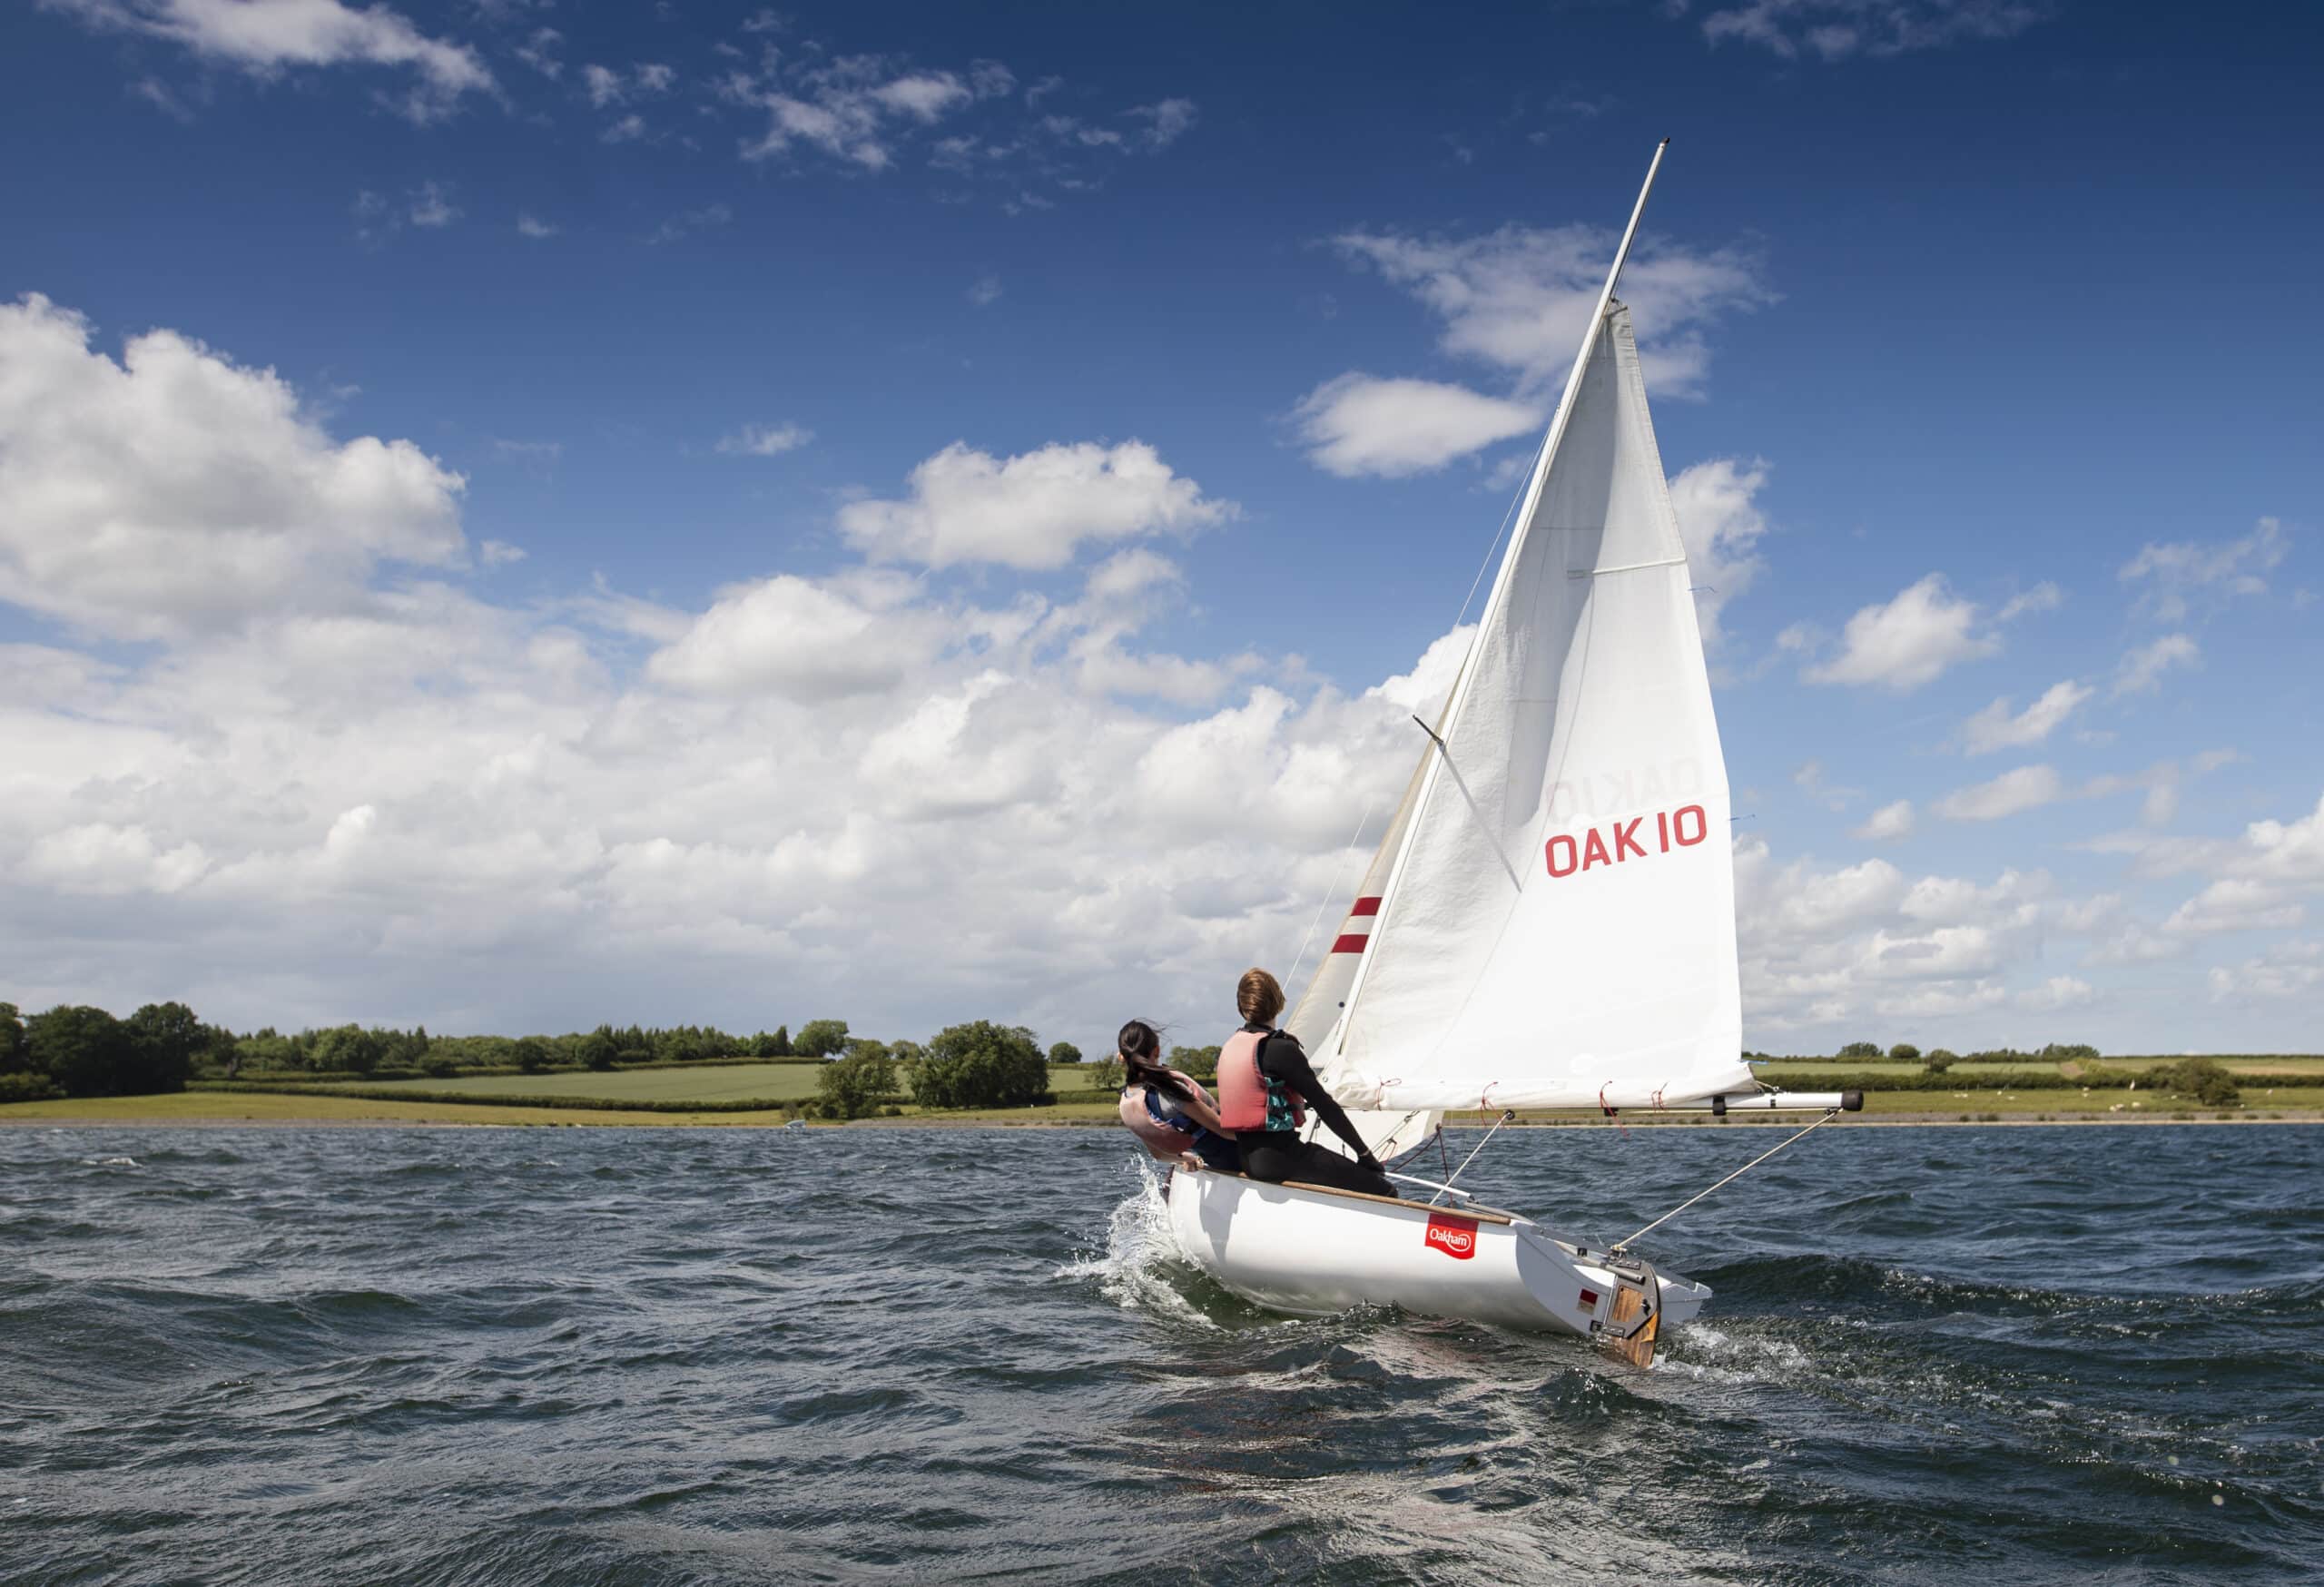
[1424, 1213, 1478, 1259]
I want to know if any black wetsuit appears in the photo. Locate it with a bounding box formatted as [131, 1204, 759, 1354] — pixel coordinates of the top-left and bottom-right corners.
[1231, 1022, 1396, 1198]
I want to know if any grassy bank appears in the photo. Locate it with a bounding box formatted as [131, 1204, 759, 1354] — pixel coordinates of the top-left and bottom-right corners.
[266, 1060, 1120, 1105]
[6, 1087, 2321, 1129]
[8, 1053, 2322, 1129]
[0, 1090, 816, 1127]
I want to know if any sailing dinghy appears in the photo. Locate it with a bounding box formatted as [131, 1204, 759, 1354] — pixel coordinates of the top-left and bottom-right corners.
[1166, 144, 1858, 1355]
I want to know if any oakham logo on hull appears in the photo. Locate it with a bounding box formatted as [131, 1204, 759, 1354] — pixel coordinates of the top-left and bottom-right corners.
[1424, 1213, 1479, 1259]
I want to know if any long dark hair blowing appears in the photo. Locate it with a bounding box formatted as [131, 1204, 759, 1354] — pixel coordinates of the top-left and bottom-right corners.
[1118, 1019, 1195, 1102]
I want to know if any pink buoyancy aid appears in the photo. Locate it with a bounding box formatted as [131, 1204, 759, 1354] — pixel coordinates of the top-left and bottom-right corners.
[1118, 1070, 1216, 1161]
[1216, 1030, 1306, 1133]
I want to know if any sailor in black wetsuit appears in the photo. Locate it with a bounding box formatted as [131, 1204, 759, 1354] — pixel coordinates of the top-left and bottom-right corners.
[1215, 968, 1396, 1198]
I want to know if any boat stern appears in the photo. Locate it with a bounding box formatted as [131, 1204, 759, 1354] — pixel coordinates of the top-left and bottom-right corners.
[1653, 1269, 1711, 1330]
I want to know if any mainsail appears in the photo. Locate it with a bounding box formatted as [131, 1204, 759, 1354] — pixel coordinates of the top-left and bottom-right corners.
[1326, 292, 1752, 1114]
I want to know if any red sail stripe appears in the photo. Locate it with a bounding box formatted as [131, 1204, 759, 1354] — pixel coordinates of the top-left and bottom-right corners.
[1349, 895, 1384, 916]
[1329, 933, 1370, 953]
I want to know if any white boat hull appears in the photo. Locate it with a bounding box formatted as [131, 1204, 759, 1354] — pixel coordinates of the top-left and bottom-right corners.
[1165, 1166, 1709, 1345]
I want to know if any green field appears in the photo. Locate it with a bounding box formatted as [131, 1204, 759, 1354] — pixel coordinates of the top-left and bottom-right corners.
[1756, 1057, 2324, 1079]
[291, 1061, 1121, 1105]
[5, 1085, 2320, 1129]
[305, 1062, 831, 1102]
[302, 1055, 2315, 1109]
[0, 1090, 810, 1127]
[1517, 1085, 2324, 1122]
[10, 1053, 2319, 1129]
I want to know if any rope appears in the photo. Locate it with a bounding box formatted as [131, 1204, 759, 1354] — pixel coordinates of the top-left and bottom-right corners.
[1609, 1109, 1840, 1254]
[1433, 1109, 1517, 1205]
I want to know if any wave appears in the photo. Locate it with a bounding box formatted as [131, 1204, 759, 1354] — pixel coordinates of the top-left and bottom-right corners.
[7, 1115, 2320, 1586]
[1053, 1163, 1230, 1330]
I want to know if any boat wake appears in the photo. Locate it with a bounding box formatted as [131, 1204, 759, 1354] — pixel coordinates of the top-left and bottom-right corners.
[1054, 1163, 1222, 1328]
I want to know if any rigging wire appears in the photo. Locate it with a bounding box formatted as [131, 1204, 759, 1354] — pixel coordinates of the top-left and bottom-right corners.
[1281, 444, 1536, 1005]
[1609, 1109, 1841, 1253]
[1453, 434, 1548, 631]
[1281, 797, 1381, 1001]
[1432, 1109, 1518, 1205]
[1313, 434, 1545, 1040]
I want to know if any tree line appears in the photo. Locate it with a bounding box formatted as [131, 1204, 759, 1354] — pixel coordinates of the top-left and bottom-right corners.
[1748, 1041, 2106, 1066]
[0, 998, 1118, 1114]
[3, 999, 2268, 1115]
[0, 1001, 220, 1102]
[228, 1018, 862, 1078]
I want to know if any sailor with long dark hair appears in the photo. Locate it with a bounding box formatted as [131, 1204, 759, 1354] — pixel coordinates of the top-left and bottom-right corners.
[1113, 1019, 1239, 1170]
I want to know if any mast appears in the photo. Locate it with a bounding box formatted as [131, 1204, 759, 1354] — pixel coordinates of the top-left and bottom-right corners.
[1332, 140, 1669, 1054]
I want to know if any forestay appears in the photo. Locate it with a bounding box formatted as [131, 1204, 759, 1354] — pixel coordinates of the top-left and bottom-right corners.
[1328, 302, 1752, 1113]
[1284, 746, 1442, 1160]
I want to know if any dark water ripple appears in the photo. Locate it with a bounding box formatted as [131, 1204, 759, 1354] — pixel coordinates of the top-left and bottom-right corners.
[2, 1126, 2319, 1584]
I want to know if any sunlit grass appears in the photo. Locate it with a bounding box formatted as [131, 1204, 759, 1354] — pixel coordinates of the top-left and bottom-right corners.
[7, 1079, 2318, 1129]
[287, 1060, 1124, 1105]
[0, 1091, 804, 1127]
[300, 1063, 832, 1102]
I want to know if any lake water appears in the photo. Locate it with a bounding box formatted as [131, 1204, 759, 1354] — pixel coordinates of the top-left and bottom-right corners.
[3, 1122, 2319, 1584]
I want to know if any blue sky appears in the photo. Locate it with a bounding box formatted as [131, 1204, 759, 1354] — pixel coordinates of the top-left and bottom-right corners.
[2, 0, 2319, 1053]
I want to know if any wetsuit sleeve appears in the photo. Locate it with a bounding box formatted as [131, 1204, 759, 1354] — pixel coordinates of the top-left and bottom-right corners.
[1260, 1035, 1374, 1161]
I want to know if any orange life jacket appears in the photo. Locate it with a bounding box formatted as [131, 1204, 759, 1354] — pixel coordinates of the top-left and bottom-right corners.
[1216, 1029, 1307, 1132]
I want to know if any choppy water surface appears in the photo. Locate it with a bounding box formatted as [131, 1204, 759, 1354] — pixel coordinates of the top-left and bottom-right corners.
[2, 1123, 2319, 1585]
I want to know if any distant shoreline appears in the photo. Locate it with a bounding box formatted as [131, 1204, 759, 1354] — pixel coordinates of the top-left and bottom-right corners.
[4, 1098, 2318, 1132]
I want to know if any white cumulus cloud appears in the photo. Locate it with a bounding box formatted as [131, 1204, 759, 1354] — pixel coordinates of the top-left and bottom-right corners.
[24, 823, 211, 896]
[837, 439, 1233, 570]
[2208, 941, 2324, 1002]
[2112, 633, 2199, 696]
[1730, 838, 2090, 1041]
[2120, 516, 2288, 621]
[1665, 456, 1771, 649]
[0, 293, 466, 642]
[55, 0, 495, 122]
[2016, 975, 2094, 1012]
[645, 574, 936, 701]
[1127, 97, 1197, 149]
[716, 422, 812, 458]
[0, 301, 1472, 1041]
[1291, 374, 1541, 478]
[1332, 222, 1772, 398]
[1699, 0, 2049, 62]
[1933, 764, 2065, 823]
[1802, 574, 2001, 691]
[1961, 679, 2092, 754]
[1852, 799, 1915, 842]
[734, 57, 989, 171]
